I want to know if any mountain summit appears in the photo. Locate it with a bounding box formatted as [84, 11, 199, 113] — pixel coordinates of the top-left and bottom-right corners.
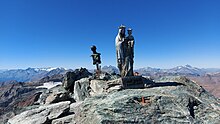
[6, 70, 220, 124]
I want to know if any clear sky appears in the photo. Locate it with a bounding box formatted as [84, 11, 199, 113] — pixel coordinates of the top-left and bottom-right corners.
[0, 0, 220, 69]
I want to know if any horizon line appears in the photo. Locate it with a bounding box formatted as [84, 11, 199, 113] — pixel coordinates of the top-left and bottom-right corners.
[1, 64, 220, 70]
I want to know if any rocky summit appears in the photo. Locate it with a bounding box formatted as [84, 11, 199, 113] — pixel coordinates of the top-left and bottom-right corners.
[6, 69, 220, 124]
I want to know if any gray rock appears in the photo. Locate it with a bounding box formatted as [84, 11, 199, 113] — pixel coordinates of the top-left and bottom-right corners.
[69, 102, 83, 114]
[90, 80, 106, 96]
[52, 114, 75, 124]
[62, 68, 91, 93]
[90, 76, 154, 96]
[45, 92, 71, 104]
[121, 76, 154, 89]
[6, 76, 220, 124]
[37, 85, 73, 105]
[74, 76, 220, 124]
[8, 101, 71, 124]
[98, 72, 111, 80]
[45, 86, 74, 104]
[105, 78, 123, 92]
[73, 78, 91, 101]
[90, 78, 123, 96]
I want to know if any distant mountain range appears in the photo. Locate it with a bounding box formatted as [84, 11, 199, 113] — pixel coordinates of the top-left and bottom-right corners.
[0, 67, 71, 83]
[102, 65, 119, 74]
[135, 65, 204, 76]
[103, 65, 220, 76]
[1, 65, 220, 83]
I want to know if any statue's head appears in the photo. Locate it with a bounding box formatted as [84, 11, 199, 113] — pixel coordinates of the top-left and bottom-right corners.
[91, 45, 97, 53]
[118, 24, 126, 37]
[127, 28, 133, 35]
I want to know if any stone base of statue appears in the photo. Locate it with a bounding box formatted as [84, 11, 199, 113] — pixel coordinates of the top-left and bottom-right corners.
[121, 76, 154, 89]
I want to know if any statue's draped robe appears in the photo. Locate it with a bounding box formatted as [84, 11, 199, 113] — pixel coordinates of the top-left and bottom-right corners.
[115, 30, 125, 73]
[116, 29, 135, 77]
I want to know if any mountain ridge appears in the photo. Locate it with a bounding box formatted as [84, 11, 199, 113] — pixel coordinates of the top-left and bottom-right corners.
[1, 65, 220, 83]
[0, 67, 71, 83]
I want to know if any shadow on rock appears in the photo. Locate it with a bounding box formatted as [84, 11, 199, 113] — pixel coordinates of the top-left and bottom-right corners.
[149, 82, 184, 88]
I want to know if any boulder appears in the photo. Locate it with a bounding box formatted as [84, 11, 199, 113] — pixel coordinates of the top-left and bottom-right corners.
[52, 114, 75, 124]
[73, 78, 91, 101]
[8, 101, 71, 124]
[90, 80, 106, 96]
[45, 92, 72, 104]
[90, 78, 123, 96]
[105, 78, 122, 92]
[69, 102, 83, 114]
[62, 68, 91, 93]
[44, 85, 74, 104]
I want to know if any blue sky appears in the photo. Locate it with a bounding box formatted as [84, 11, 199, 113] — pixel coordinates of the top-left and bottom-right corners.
[0, 0, 220, 69]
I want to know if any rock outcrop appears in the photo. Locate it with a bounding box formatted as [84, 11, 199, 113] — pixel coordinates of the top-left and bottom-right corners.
[73, 78, 91, 101]
[8, 101, 71, 124]
[44, 85, 74, 104]
[73, 76, 220, 124]
[62, 68, 91, 93]
[0, 72, 74, 123]
[7, 76, 220, 124]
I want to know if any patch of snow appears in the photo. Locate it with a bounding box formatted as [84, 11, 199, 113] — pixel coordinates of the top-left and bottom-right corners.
[34, 67, 59, 72]
[36, 81, 62, 89]
[178, 66, 182, 69]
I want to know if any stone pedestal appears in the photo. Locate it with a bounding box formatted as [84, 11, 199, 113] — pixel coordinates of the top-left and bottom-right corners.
[121, 76, 154, 89]
[89, 76, 155, 96]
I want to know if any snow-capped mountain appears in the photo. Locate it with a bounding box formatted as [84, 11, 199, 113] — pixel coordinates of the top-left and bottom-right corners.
[34, 67, 57, 72]
[0, 67, 71, 82]
[164, 65, 205, 75]
[136, 65, 220, 76]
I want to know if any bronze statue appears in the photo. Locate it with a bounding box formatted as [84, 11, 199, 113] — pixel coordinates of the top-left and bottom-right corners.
[90, 45, 101, 75]
[115, 25, 126, 74]
[115, 25, 135, 77]
[123, 28, 134, 76]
